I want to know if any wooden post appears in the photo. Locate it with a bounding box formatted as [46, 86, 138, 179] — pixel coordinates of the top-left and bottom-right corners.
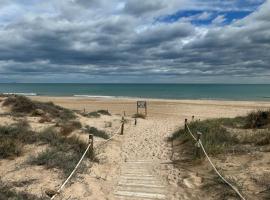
[89, 134, 93, 151]
[192, 115, 194, 121]
[84, 108, 86, 114]
[134, 118, 137, 125]
[184, 118, 188, 131]
[120, 116, 125, 135]
[145, 103, 147, 117]
[195, 131, 202, 158]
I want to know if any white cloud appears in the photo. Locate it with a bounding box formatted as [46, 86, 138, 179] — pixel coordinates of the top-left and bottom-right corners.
[0, 0, 269, 83]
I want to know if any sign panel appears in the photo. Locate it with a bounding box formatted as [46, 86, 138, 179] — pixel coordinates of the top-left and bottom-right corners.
[137, 101, 146, 108]
[137, 101, 147, 116]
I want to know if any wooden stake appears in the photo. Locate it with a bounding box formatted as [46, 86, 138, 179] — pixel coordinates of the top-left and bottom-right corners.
[185, 119, 187, 131]
[192, 115, 195, 121]
[195, 131, 202, 158]
[89, 134, 93, 152]
[120, 117, 125, 135]
[134, 118, 137, 125]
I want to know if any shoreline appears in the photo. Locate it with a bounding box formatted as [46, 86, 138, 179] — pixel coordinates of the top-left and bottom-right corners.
[2, 92, 270, 102]
[29, 95, 270, 120]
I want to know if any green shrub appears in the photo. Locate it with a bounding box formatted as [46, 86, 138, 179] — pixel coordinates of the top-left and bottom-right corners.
[59, 120, 82, 136]
[0, 180, 45, 200]
[29, 128, 94, 176]
[3, 95, 36, 113]
[245, 110, 270, 129]
[170, 119, 239, 155]
[85, 126, 109, 139]
[0, 120, 36, 158]
[84, 111, 100, 118]
[3, 95, 76, 121]
[97, 110, 111, 116]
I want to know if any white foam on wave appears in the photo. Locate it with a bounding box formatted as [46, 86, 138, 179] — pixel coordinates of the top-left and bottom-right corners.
[73, 94, 146, 100]
[73, 95, 116, 99]
[3, 93, 37, 96]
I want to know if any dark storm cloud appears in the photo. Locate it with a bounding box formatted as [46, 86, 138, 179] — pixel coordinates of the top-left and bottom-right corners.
[0, 0, 269, 82]
[123, 0, 166, 16]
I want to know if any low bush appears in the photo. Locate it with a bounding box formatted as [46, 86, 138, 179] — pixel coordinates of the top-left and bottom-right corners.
[170, 119, 239, 155]
[3, 95, 76, 121]
[97, 109, 111, 116]
[59, 120, 82, 136]
[83, 109, 111, 118]
[245, 110, 270, 129]
[85, 126, 109, 139]
[84, 111, 100, 118]
[0, 120, 36, 158]
[29, 127, 94, 176]
[0, 180, 46, 200]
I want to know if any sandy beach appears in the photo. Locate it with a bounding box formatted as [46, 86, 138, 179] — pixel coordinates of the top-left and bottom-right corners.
[31, 96, 270, 120]
[1, 96, 270, 199]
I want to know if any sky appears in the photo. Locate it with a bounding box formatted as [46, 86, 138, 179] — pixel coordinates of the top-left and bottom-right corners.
[0, 0, 269, 83]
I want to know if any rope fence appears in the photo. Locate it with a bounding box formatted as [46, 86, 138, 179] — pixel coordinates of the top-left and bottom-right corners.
[50, 120, 123, 200]
[185, 120, 246, 200]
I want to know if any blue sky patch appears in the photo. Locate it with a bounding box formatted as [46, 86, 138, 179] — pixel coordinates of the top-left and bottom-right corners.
[156, 10, 254, 26]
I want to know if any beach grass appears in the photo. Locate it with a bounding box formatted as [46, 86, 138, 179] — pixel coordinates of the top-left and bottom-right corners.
[3, 95, 76, 121]
[82, 109, 111, 118]
[170, 109, 270, 157]
[85, 125, 109, 139]
[28, 127, 95, 176]
[0, 180, 46, 200]
[0, 120, 37, 159]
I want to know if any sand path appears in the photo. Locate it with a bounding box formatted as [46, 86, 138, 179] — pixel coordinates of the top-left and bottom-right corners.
[111, 117, 181, 200]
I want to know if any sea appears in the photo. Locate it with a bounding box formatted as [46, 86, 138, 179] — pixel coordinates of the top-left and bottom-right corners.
[0, 83, 270, 101]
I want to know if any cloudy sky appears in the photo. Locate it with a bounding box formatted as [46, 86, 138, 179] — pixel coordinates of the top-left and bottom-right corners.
[0, 0, 269, 83]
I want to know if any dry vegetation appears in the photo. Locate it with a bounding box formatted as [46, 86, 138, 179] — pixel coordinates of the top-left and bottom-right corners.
[170, 110, 270, 199]
[28, 127, 95, 176]
[170, 110, 270, 156]
[0, 120, 36, 159]
[85, 125, 109, 139]
[0, 95, 96, 178]
[3, 95, 76, 121]
[0, 180, 46, 200]
[82, 109, 111, 118]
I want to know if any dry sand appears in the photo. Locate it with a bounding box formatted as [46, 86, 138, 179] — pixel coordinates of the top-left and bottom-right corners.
[1, 96, 270, 199]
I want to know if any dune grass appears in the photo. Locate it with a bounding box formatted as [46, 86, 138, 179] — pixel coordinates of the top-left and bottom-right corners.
[28, 127, 95, 176]
[83, 109, 111, 118]
[170, 110, 270, 157]
[3, 95, 76, 121]
[0, 120, 36, 159]
[0, 121, 94, 175]
[0, 180, 46, 200]
[85, 126, 109, 139]
[245, 110, 270, 128]
[58, 120, 82, 136]
[170, 119, 239, 155]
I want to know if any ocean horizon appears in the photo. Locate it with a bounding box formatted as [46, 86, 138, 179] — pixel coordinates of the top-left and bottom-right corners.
[0, 83, 270, 101]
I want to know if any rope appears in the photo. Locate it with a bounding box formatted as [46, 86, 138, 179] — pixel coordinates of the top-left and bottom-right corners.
[186, 124, 197, 141]
[185, 124, 246, 200]
[51, 143, 91, 200]
[50, 124, 122, 200]
[199, 140, 246, 200]
[95, 126, 122, 150]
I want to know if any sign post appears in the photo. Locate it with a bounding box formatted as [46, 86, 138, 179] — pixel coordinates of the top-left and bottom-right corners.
[137, 101, 147, 116]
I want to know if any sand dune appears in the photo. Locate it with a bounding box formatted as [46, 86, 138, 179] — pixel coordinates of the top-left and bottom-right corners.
[1, 96, 270, 199]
